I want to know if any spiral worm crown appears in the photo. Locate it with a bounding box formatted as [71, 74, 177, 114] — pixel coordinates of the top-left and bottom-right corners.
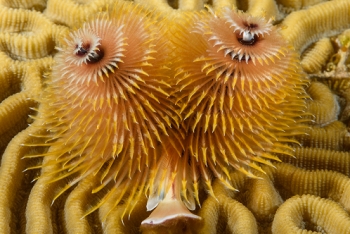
[171, 8, 309, 200]
[30, 2, 181, 217]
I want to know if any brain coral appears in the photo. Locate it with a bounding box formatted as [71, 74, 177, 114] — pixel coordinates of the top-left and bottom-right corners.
[0, 0, 350, 234]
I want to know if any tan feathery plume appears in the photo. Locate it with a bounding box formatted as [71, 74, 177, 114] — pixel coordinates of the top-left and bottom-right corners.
[171, 7, 310, 201]
[25, 1, 182, 219]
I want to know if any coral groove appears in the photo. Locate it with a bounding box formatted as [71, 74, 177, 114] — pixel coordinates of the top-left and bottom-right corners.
[0, 0, 349, 234]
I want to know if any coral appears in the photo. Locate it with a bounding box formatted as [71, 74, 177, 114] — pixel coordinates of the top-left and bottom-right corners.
[322, 29, 350, 78]
[211, 0, 238, 10]
[0, 0, 47, 11]
[0, 6, 63, 60]
[276, 0, 326, 10]
[296, 121, 349, 151]
[272, 194, 350, 233]
[0, 52, 53, 153]
[0, 0, 350, 234]
[0, 53, 54, 234]
[281, 0, 350, 52]
[279, 147, 350, 175]
[274, 163, 350, 203]
[44, 0, 115, 27]
[306, 82, 340, 126]
[246, 0, 280, 19]
[301, 38, 334, 74]
[198, 179, 259, 234]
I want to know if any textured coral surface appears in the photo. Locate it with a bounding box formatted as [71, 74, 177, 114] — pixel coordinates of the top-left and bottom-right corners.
[0, 0, 350, 233]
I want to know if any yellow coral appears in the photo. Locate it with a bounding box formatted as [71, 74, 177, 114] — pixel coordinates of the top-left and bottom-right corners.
[198, 179, 259, 234]
[44, 0, 115, 27]
[0, 0, 349, 233]
[281, 0, 350, 52]
[272, 194, 350, 233]
[0, 6, 59, 60]
[280, 147, 350, 175]
[276, 0, 326, 10]
[0, 0, 47, 11]
[297, 121, 348, 151]
[247, 0, 280, 19]
[301, 38, 334, 74]
[306, 82, 340, 126]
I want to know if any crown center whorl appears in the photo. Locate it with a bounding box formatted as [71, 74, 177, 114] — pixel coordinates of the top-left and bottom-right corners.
[87, 48, 104, 63]
[238, 31, 257, 45]
[75, 43, 104, 64]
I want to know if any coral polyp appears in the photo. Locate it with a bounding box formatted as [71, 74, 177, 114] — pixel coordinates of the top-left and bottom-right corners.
[28, 2, 181, 217]
[172, 8, 310, 196]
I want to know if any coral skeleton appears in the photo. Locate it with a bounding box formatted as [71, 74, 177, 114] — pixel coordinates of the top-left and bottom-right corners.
[0, 0, 350, 233]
